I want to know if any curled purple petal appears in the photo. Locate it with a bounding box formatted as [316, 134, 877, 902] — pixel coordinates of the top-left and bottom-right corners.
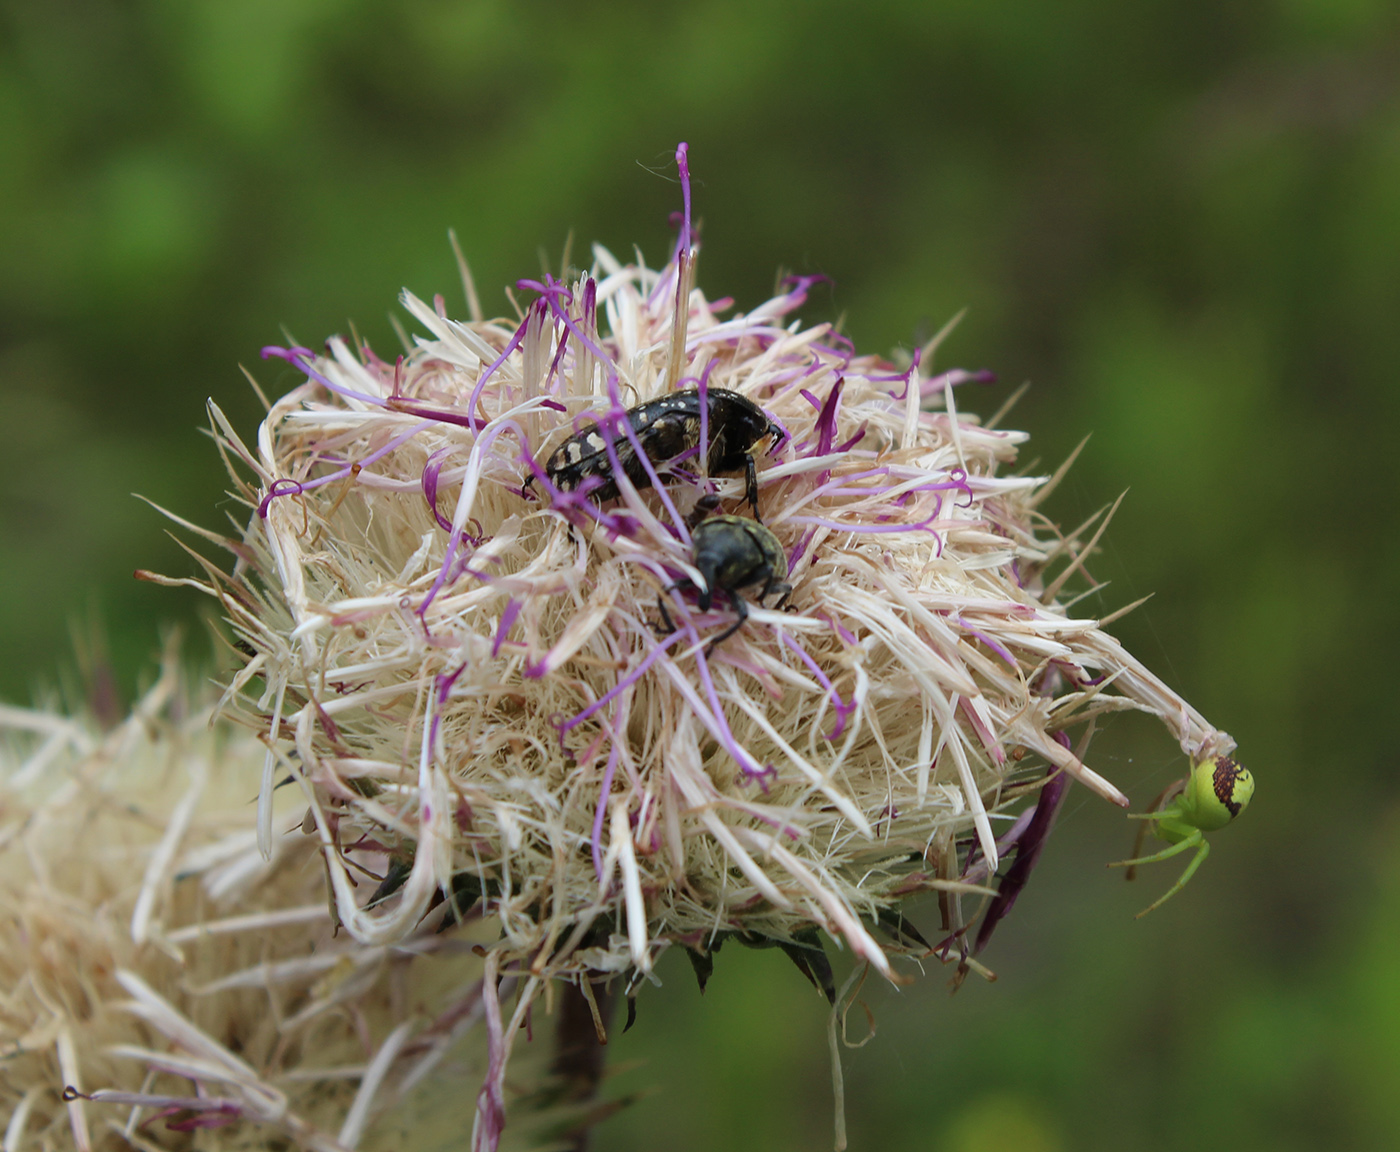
[278, 347, 386, 407]
[431, 662, 470, 747]
[388, 396, 487, 431]
[418, 420, 528, 622]
[261, 344, 317, 363]
[819, 611, 859, 647]
[422, 447, 455, 531]
[462, 304, 538, 425]
[888, 347, 923, 402]
[257, 478, 305, 517]
[960, 621, 1019, 669]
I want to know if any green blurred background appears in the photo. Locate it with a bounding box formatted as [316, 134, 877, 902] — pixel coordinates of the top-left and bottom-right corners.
[3, 1, 1397, 1148]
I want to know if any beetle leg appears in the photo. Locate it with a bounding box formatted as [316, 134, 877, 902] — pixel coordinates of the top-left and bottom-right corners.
[744, 454, 762, 522]
[706, 590, 750, 651]
[686, 493, 722, 530]
[655, 595, 677, 636]
[756, 575, 791, 608]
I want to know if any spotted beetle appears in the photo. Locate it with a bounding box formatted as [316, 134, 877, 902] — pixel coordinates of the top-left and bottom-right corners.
[682, 502, 792, 648]
[535, 387, 782, 520]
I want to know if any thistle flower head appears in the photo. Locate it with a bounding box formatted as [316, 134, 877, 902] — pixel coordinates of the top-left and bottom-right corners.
[158, 147, 1240, 1148]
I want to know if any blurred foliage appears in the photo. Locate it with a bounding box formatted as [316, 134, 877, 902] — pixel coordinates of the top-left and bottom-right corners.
[2, 1, 1398, 1149]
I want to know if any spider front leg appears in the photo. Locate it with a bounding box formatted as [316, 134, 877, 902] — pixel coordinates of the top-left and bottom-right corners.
[1123, 781, 1185, 881]
[1108, 824, 1210, 918]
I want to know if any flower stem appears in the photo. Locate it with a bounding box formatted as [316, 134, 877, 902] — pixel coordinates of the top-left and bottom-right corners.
[552, 974, 616, 1151]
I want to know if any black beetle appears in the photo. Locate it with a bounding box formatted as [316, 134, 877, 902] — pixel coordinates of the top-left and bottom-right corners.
[682, 505, 792, 648]
[535, 387, 781, 519]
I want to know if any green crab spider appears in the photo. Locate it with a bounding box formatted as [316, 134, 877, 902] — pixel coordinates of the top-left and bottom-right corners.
[1109, 753, 1254, 918]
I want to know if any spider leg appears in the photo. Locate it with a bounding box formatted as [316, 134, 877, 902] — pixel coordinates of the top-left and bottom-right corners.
[1107, 829, 1197, 871]
[1135, 835, 1210, 918]
[1119, 790, 1185, 881]
[1108, 829, 1209, 918]
[1124, 815, 1155, 882]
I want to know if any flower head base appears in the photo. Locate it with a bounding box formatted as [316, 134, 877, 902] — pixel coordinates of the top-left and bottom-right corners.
[175, 151, 1240, 1148]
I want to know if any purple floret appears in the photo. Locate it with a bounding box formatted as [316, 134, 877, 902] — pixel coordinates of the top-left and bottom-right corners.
[558, 631, 687, 740]
[421, 447, 455, 531]
[493, 599, 522, 658]
[972, 765, 1070, 955]
[813, 377, 844, 456]
[263, 345, 387, 408]
[778, 631, 854, 740]
[590, 738, 622, 878]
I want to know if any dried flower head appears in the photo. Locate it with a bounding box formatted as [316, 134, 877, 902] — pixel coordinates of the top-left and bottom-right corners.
[155, 145, 1239, 1148]
[0, 649, 501, 1151]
